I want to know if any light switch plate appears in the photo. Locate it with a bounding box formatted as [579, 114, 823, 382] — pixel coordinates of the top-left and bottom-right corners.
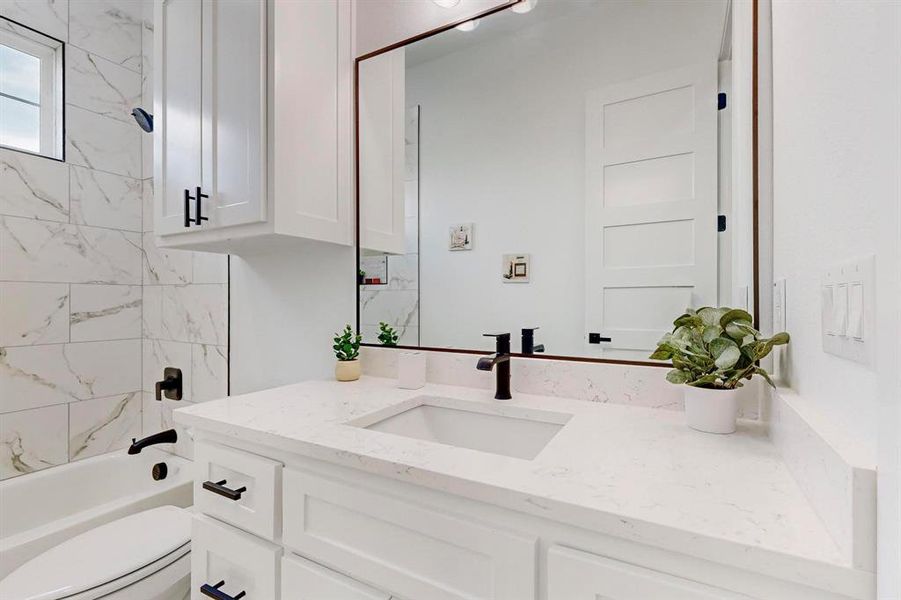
[773, 279, 786, 332]
[821, 255, 874, 365]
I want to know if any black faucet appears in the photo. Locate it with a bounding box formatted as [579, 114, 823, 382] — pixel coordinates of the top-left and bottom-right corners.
[521, 327, 545, 355]
[128, 429, 178, 455]
[476, 333, 512, 400]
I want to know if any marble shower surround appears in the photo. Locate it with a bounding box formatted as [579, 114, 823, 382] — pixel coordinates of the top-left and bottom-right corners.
[0, 0, 228, 480]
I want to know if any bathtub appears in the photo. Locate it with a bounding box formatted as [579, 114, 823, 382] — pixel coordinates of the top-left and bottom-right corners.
[0, 448, 193, 579]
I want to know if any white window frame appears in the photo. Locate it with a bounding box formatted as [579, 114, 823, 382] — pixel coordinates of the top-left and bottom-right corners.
[0, 18, 64, 160]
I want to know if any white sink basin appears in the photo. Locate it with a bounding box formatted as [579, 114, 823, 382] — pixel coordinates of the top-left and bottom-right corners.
[350, 396, 571, 460]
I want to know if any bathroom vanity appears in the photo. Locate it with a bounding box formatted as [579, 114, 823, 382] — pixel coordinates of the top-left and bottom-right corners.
[175, 377, 873, 600]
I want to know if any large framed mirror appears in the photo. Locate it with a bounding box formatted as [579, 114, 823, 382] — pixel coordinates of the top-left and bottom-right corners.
[356, 0, 757, 365]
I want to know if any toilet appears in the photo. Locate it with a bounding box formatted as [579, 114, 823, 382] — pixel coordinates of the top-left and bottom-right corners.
[0, 506, 191, 600]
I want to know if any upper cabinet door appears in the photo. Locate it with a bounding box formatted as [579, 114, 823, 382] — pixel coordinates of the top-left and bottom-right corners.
[359, 48, 406, 255]
[154, 0, 202, 236]
[201, 0, 267, 229]
[270, 0, 353, 246]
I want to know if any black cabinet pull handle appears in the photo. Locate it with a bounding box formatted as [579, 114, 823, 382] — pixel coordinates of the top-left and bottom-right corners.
[184, 189, 196, 227]
[195, 186, 209, 225]
[202, 479, 246, 501]
[201, 580, 246, 600]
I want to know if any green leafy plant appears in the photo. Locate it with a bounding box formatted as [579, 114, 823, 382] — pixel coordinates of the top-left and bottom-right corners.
[333, 324, 362, 361]
[649, 307, 789, 389]
[377, 322, 399, 346]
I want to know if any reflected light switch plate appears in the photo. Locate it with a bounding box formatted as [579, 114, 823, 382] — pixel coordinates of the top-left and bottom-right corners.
[848, 283, 864, 339]
[773, 279, 786, 332]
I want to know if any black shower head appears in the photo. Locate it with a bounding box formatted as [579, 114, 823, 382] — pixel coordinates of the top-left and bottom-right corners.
[131, 107, 153, 133]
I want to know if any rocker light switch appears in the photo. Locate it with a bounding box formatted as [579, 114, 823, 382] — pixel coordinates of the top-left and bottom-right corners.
[848, 283, 864, 339]
[832, 284, 848, 336]
[822, 285, 835, 335]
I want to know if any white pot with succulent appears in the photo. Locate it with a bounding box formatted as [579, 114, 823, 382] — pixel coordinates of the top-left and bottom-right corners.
[333, 324, 363, 382]
[650, 307, 789, 434]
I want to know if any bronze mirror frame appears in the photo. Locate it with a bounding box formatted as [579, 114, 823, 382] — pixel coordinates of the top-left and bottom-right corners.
[354, 0, 759, 368]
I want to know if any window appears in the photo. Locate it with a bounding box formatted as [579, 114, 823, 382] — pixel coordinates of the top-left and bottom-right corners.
[0, 17, 63, 160]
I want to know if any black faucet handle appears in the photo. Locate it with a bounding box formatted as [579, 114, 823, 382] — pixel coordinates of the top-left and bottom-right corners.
[155, 367, 183, 401]
[483, 332, 511, 353]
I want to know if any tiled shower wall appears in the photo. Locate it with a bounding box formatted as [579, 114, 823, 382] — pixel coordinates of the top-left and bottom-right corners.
[0, 0, 227, 480]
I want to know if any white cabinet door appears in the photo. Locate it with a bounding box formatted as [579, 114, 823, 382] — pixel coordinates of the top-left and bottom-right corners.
[192, 515, 281, 600]
[547, 546, 755, 600]
[282, 469, 537, 600]
[271, 0, 353, 246]
[282, 553, 390, 600]
[154, 0, 202, 236]
[200, 0, 267, 229]
[359, 47, 406, 254]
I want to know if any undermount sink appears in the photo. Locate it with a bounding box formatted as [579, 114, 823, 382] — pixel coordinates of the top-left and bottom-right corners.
[350, 396, 571, 460]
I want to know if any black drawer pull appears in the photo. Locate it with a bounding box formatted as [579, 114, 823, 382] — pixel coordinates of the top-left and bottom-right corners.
[202, 479, 247, 501]
[184, 189, 195, 228]
[195, 186, 209, 225]
[201, 580, 246, 600]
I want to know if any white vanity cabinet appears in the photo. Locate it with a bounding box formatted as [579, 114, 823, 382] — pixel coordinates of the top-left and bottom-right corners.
[186, 436, 863, 600]
[547, 546, 754, 600]
[153, 0, 353, 253]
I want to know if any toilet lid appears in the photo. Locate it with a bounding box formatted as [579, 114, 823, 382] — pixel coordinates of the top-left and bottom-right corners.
[0, 506, 191, 600]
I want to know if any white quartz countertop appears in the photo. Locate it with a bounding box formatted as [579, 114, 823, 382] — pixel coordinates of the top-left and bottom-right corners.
[174, 376, 859, 583]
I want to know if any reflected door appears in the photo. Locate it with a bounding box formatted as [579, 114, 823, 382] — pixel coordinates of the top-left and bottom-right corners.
[585, 63, 718, 353]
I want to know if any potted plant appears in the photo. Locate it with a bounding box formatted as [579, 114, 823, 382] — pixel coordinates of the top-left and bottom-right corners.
[377, 322, 399, 346]
[649, 307, 789, 434]
[333, 324, 363, 382]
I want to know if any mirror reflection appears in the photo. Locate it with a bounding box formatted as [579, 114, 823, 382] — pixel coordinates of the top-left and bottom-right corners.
[358, 0, 753, 362]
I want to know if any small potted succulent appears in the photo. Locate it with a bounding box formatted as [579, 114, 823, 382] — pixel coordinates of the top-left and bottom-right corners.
[377, 322, 399, 346]
[333, 324, 363, 382]
[649, 307, 789, 434]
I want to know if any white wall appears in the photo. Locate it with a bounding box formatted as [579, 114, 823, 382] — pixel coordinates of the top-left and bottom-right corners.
[771, 0, 897, 455]
[770, 1, 900, 595]
[229, 243, 355, 394]
[406, 1, 727, 355]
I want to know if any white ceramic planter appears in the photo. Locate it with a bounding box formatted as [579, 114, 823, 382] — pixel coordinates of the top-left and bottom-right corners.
[335, 359, 361, 382]
[683, 386, 740, 434]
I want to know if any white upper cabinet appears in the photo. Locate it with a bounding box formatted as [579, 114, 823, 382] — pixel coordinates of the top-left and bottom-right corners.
[154, 0, 202, 234]
[359, 47, 406, 255]
[154, 0, 352, 252]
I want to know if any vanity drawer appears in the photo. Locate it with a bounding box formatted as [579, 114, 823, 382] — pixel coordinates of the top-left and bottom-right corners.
[195, 441, 283, 540]
[282, 553, 390, 600]
[282, 469, 537, 600]
[192, 515, 281, 600]
[547, 545, 755, 600]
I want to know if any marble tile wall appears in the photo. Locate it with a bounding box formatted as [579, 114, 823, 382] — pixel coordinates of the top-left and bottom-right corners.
[137, 0, 227, 462]
[0, 0, 228, 479]
[360, 106, 420, 345]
